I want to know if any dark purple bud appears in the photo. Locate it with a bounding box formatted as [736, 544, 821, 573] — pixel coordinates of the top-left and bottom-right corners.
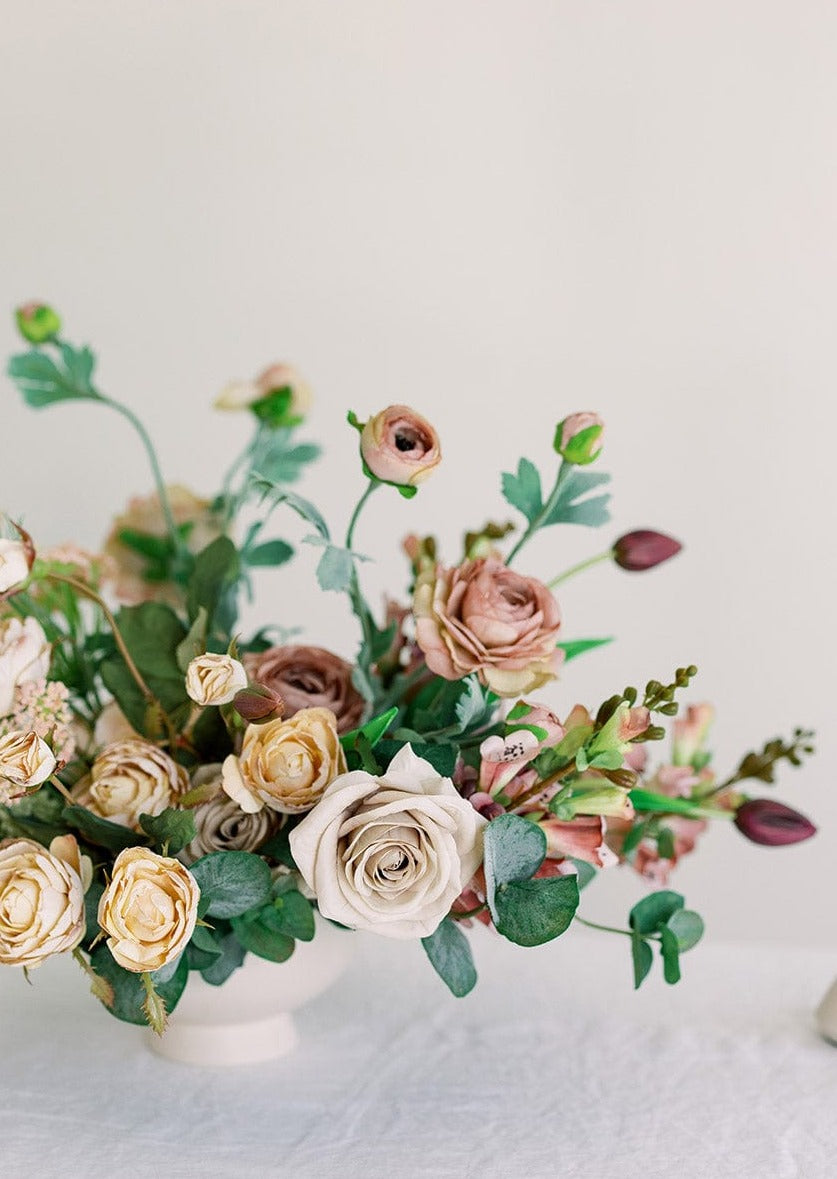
[613, 530, 682, 572]
[232, 685, 284, 723]
[734, 798, 817, 847]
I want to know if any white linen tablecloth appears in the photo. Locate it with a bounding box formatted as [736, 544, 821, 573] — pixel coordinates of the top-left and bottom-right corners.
[1, 930, 835, 1179]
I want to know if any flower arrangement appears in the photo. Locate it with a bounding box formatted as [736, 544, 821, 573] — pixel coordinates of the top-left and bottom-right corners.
[0, 302, 816, 1032]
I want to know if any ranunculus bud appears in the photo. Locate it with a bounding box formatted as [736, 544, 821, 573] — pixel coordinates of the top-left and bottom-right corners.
[0, 539, 32, 595]
[554, 413, 604, 465]
[0, 730, 56, 798]
[358, 405, 442, 488]
[734, 798, 817, 846]
[214, 364, 312, 426]
[613, 530, 682, 572]
[232, 683, 285, 722]
[15, 302, 61, 344]
[185, 653, 248, 707]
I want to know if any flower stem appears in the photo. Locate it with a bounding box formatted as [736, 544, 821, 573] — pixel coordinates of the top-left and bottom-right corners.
[506, 461, 570, 567]
[345, 480, 379, 551]
[575, 915, 660, 941]
[450, 903, 488, 921]
[344, 482, 380, 660]
[547, 549, 613, 589]
[49, 775, 76, 807]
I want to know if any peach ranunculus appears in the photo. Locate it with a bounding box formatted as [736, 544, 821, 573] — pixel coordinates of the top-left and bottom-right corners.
[245, 644, 365, 735]
[98, 847, 199, 973]
[102, 485, 224, 606]
[80, 739, 189, 830]
[0, 836, 90, 967]
[222, 707, 346, 815]
[215, 363, 312, 420]
[414, 557, 563, 696]
[359, 405, 441, 487]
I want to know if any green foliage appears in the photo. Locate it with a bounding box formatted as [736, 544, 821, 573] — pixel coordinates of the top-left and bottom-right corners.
[422, 918, 478, 997]
[341, 707, 399, 754]
[628, 890, 704, 989]
[231, 905, 296, 962]
[629, 788, 731, 822]
[558, 637, 613, 663]
[175, 607, 208, 673]
[186, 537, 240, 636]
[189, 851, 272, 919]
[100, 602, 189, 736]
[198, 930, 247, 985]
[83, 878, 105, 945]
[271, 888, 316, 941]
[374, 739, 457, 778]
[245, 539, 294, 568]
[0, 785, 67, 845]
[252, 477, 331, 539]
[724, 728, 816, 788]
[251, 429, 320, 483]
[7, 343, 100, 408]
[89, 944, 188, 1026]
[501, 458, 543, 524]
[483, 814, 547, 902]
[62, 806, 143, 853]
[139, 808, 197, 856]
[540, 469, 611, 528]
[303, 537, 363, 593]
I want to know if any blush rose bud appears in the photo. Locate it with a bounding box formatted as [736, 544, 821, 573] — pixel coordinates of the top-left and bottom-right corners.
[734, 798, 817, 847]
[15, 302, 61, 344]
[554, 412, 604, 465]
[613, 529, 682, 572]
[232, 684, 285, 723]
[355, 405, 442, 489]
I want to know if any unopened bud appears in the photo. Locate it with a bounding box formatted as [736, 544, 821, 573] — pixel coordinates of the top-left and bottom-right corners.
[613, 530, 682, 572]
[15, 302, 61, 344]
[734, 798, 817, 847]
[553, 412, 604, 465]
[232, 685, 285, 723]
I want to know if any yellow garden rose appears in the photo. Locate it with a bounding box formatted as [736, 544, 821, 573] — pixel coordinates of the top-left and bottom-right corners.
[0, 836, 89, 967]
[98, 847, 199, 973]
[82, 739, 189, 830]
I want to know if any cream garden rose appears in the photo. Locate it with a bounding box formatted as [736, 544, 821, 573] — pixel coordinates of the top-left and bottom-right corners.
[0, 836, 89, 967]
[81, 739, 189, 830]
[0, 538, 31, 594]
[290, 745, 486, 939]
[185, 652, 248, 707]
[0, 730, 56, 799]
[0, 616, 51, 716]
[222, 707, 346, 814]
[98, 847, 199, 973]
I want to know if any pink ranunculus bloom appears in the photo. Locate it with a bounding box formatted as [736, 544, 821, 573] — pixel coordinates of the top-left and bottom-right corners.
[541, 815, 618, 868]
[672, 703, 714, 767]
[414, 558, 564, 697]
[360, 405, 441, 487]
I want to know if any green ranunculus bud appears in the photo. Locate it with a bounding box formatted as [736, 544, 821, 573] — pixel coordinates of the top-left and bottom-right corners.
[553, 412, 604, 465]
[15, 302, 61, 344]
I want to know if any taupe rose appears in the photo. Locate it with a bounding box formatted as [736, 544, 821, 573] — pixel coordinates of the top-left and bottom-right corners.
[222, 707, 346, 814]
[180, 764, 281, 863]
[290, 745, 486, 939]
[98, 847, 199, 973]
[0, 836, 89, 966]
[413, 557, 563, 696]
[245, 644, 364, 735]
[81, 739, 189, 830]
[360, 405, 441, 487]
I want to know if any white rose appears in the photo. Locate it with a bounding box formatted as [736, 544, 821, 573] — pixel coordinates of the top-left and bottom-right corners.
[0, 540, 31, 594]
[0, 617, 50, 716]
[290, 745, 486, 939]
[185, 653, 248, 707]
[0, 730, 56, 799]
[98, 847, 199, 972]
[81, 739, 189, 830]
[0, 836, 89, 967]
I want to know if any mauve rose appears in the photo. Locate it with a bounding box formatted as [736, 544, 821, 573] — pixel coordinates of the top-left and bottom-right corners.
[360, 405, 441, 487]
[413, 557, 563, 697]
[245, 645, 364, 735]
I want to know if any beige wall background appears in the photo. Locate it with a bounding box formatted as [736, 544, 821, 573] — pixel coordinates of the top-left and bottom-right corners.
[1, 1, 834, 945]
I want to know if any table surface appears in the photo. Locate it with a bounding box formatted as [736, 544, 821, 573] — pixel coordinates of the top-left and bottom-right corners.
[1, 929, 835, 1179]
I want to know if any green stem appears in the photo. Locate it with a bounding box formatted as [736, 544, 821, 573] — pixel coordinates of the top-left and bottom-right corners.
[450, 903, 488, 921]
[345, 481, 380, 655]
[575, 915, 660, 941]
[506, 461, 570, 567]
[547, 549, 613, 589]
[345, 480, 379, 550]
[100, 396, 185, 559]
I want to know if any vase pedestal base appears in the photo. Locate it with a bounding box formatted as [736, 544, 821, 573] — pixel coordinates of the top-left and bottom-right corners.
[146, 1011, 299, 1067]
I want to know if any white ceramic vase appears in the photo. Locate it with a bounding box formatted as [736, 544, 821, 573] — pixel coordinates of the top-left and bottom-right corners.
[146, 917, 353, 1066]
[816, 977, 837, 1045]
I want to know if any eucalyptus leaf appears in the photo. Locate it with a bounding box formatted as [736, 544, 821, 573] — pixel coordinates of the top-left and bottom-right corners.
[139, 808, 197, 856]
[89, 945, 188, 1026]
[199, 931, 247, 985]
[483, 813, 547, 914]
[189, 851, 272, 919]
[631, 932, 654, 990]
[665, 908, 704, 952]
[659, 926, 682, 984]
[629, 890, 684, 936]
[272, 890, 316, 941]
[493, 875, 579, 947]
[245, 539, 294, 567]
[421, 918, 477, 997]
[231, 906, 296, 962]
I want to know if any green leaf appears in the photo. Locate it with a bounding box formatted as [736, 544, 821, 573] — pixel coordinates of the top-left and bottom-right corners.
[186, 536, 240, 632]
[199, 931, 247, 985]
[314, 543, 356, 592]
[665, 908, 704, 952]
[175, 606, 208, 673]
[541, 469, 611, 529]
[139, 808, 197, 856]
[493, 875, 579, 947]
[250, 386, 294, 427]
[245, 539, 294, 568]
[453, 677, 496, 734]
[533, 724, 592, 777]
[374, 739, 458, 778]
[231, 906, 296, 962]
[483, 814, 547, 924]
[7, 347, 101, 408]
[89, 944, 188, 1026]
[659, 926, 682, 984]
[341, 707, 398, 753]
[501, 458, 543, 524]
[252, 477, 331, 539]
[657, 826, 676, 860]
[112, 602, 188, 681]
[629, 890, 684, 936]
[272, 890, 316, 941]
[570, 859, 597, 890]
[190, 924, 222, 956]
[558, 637, 613, 663]
[629, 788, 732, 821]
[257, 826, 295, 866]
[62, 805, 143, 853]
[421, 918, 478, 997]
[631, 932, 654, 990]
[189, 851, 272, 919]
[83, 878, 105, 945]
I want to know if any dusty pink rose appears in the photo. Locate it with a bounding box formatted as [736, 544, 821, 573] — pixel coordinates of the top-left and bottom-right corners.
[245, 645, 365, 735]
[360, 405, 441, 487]
[414, 558, 563, 697]
[555, 412, 604, 464]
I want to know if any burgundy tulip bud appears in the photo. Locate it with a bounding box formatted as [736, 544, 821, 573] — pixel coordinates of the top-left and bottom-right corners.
[613, 529, 682, 572]
[734, 798, 817, 847]
[232, 684, 285, 723]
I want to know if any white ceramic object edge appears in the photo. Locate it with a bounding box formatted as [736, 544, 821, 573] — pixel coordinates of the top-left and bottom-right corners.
[815, 976, 837, 1045]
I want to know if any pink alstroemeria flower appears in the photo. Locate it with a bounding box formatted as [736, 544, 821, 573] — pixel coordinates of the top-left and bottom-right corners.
[478, 704, 564, 797]
[541, 815, 618, 868]
[672, 703, 714, 767]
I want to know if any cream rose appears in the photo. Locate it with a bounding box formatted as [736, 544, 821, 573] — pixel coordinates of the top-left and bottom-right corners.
[0, 836, 89, 966]
[92, 701, 139, 748]
[0, 617, 51, 716]
[180, 764, 281, 863]
[414, 557, 563, 696]
[81, 739, 189, 830]
[185, 653, 248, 707]
[98, 847, 199, 973]
[0, 539, 31, 594]
[290, 745, 485, 939]
[360, 405, 441, 486]
[222, 707, 346, 815]
[0, 730, 56, 798]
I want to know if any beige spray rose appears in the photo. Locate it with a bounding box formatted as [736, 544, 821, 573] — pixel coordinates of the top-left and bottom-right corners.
[360, 405, 441, 487]
[0, 730, 56, 799]
[413, 557, 563, 696]
[222, 707, 346, 815]
[81, 739, 189, 830]
[0, 617, 51, 717]
[290, 745, 486, 939]
[0, 836, 89, 966]
[98, 847, 199, 973]
[0, 539, 31, 595]
[185, 653, 248, 707]
[245, 644, 365, 735]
